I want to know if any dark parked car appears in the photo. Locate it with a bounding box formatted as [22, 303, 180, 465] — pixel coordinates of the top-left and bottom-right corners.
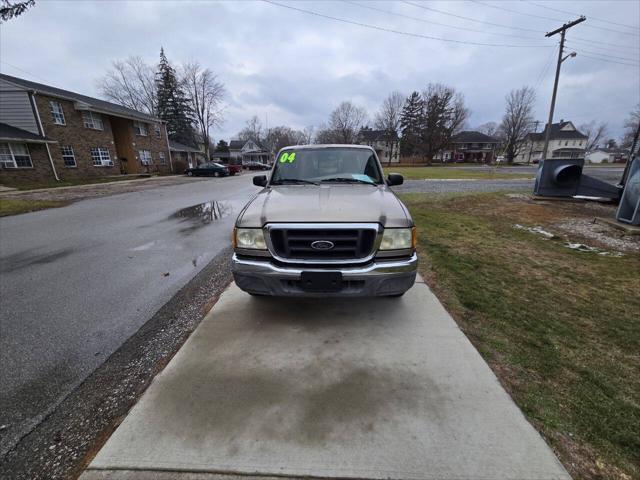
[244, 161, 270, 171]
[185, 162, 229, 177]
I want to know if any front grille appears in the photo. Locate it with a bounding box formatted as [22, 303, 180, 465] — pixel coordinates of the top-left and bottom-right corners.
[269, 227, 377, 260]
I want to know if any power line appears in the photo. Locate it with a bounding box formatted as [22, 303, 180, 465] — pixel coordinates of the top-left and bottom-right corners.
[576, 53, 640, 67]
[262, 1, 551, 48]
[401, 0, 545, 33]
[565, 44, 639, 64]
[0, 61, 49, 82]
[527, 1, 640, 31]
[533, 44, 558, 92]
[570, 36, 640, 52]
[565, 39, 640, 57]
[472, 0, 639, 37]
[346, 0, 541, 41]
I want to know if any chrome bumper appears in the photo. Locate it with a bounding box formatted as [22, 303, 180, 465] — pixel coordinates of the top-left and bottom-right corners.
[232, 252, 418, 297]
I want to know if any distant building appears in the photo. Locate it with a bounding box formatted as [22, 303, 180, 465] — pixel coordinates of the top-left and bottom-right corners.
[0, 73, 171, 185]
[586, 147, 629, 164]
[169, 140, 206, 172]
[357, 128, 400, 164]
[228, 139, 271, 166]
[438, 131, 500, 163]
[518, 120, 587, 163]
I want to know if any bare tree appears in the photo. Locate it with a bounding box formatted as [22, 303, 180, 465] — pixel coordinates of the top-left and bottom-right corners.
[328, 101, 368, 144]
[181, 61, 225, 158]
[98, 57, 157, 115]
[499, 86, 536, 164]
[263, 126, 307, 156]
[374, 91, 404, 165]
[0, 0, 35, 22]
[302, 126, 314, 145]
[477, 121, 499, 137]
[237, 116, 264, 143]
[621, 103, 640, 149]
[419, 83, 469, 162]
[579, 121, 608, 151]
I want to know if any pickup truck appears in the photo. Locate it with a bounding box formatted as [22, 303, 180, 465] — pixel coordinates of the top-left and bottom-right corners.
[231, 145, 417, 297]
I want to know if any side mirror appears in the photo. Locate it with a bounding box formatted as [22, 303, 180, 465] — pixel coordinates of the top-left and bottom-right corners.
[253, 175, 268, 187]
[387, 173, 404, 186]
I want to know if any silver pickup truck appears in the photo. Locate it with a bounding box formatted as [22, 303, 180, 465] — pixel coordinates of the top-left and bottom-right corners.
[231, 144, 417, 297]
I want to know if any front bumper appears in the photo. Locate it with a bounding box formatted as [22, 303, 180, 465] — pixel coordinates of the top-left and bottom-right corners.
[232, 252, 418, 297]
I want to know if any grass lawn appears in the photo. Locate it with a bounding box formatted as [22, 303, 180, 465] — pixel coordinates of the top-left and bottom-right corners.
[0, 198, 68, 216]
[5, 174, 151, 191]
[402, 192, 639, 480]
[384, 166, 532, 180]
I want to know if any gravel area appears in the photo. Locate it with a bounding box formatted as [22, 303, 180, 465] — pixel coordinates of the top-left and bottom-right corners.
[393, 178, 534, 194]
[0, 248, 234, 480]
[554, 218, 640, 253]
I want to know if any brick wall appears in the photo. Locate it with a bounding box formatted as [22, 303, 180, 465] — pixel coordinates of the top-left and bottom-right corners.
[128, 121, 172, 175]
[35, 94, 121, 180]
[0, 143, 55, 185]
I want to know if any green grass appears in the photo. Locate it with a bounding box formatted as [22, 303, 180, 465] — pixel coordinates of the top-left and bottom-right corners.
[5, 174, 151, 191]
[384, 166, 532, 180]
[0, 198, 68, 216]
[402, 192, 640, 480]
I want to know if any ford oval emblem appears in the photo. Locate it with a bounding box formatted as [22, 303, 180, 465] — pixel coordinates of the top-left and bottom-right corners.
[311, 240, 335, 250]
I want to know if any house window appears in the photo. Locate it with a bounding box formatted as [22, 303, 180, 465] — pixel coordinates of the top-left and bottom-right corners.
[61, 146, 76, 167]
[154, 124, 161, 137]
[139, 150, 152, 165]
[134, 121, 148, 136]
[90, 147, 112, 166]
[0, 143, 33, 168]
[49, 101, 65, 125]
[83, 111, 104, 130]
[158, 151, 166, 165]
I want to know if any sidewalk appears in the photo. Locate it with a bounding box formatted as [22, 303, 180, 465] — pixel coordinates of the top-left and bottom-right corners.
[82, 279, 570, 480]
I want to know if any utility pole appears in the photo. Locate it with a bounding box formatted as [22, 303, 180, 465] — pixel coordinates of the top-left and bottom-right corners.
[540, 16, 586, 163]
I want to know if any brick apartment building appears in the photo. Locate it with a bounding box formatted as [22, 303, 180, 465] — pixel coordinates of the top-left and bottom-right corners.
[0, 73, 172, 185]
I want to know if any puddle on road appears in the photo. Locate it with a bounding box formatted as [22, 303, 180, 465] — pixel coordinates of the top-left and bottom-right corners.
[170, 200, 236, 234]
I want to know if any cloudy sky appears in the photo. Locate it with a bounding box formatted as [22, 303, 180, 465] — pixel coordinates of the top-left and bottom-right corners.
[1, 0, 638, 142]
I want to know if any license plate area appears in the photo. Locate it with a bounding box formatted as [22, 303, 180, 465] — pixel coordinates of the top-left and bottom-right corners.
[300, 271, 343, 292]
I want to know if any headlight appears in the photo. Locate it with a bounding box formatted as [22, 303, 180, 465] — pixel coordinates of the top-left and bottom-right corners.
[234, 228, 267, 250]
[379, 227, 415, 250]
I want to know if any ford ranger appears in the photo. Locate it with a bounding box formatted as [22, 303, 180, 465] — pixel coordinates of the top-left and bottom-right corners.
[231, 145, 417, 297]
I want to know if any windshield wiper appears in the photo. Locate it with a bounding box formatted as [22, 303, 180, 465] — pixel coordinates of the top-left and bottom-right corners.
[271, 178, 319, 185]
[320, 177, 376, 185]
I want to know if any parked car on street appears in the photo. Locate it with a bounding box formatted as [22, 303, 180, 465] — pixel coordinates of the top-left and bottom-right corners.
[226, 164, 242, 175]
[244, 161, 270, 171]
[231, 145, 417, 297]
[185, 162, 229, 177]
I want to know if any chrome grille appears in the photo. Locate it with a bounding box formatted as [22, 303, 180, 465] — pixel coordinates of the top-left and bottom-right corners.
[269, 226, 377, 261]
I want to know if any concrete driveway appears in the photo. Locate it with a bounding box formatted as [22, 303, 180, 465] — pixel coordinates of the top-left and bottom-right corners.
[83, 279, 569, 480]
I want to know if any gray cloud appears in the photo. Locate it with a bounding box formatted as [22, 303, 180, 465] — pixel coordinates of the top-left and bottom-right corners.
[1, 0, 638, 141]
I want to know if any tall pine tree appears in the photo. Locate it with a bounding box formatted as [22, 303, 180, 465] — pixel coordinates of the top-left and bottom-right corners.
[155, 48, 195, 146]
[399, 91, 424, 157]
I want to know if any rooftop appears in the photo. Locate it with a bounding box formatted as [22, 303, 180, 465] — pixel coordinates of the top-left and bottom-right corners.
[452, 131, 500, 144]
[0, 122, 54, 143]
[0, 73, 161, 123]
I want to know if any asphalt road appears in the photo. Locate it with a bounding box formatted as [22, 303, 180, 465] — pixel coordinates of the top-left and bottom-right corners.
[0, 175, 259, 455]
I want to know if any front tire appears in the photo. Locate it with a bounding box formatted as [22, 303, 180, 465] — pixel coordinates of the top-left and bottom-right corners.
[187, 171, 193, 177]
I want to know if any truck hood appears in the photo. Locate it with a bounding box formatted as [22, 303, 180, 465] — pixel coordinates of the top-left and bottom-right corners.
[237, 185, 411, 228]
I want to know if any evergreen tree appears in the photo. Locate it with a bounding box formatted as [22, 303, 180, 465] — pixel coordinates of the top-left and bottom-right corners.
[155, 48, 195, 145]
[215, 139, 229, 152]
[399, 91, 424, 157]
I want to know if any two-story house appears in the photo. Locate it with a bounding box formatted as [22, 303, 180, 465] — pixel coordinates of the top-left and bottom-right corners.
[518, 120, 587, 163]
[228, 139, 271, 166]
[438, 131, 501, 163]
[357, 128, 400, 164]
[0, 73, 172, 186]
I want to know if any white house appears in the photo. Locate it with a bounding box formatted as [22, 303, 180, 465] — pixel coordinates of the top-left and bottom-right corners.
[228, 139, 271, 166]
[357, 128, 400, 164]
[586, 148, 630, 164]
[518, 120, 587, 163]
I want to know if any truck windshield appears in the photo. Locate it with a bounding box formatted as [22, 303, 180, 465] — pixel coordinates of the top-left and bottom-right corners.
[271, 148, 383, 185]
